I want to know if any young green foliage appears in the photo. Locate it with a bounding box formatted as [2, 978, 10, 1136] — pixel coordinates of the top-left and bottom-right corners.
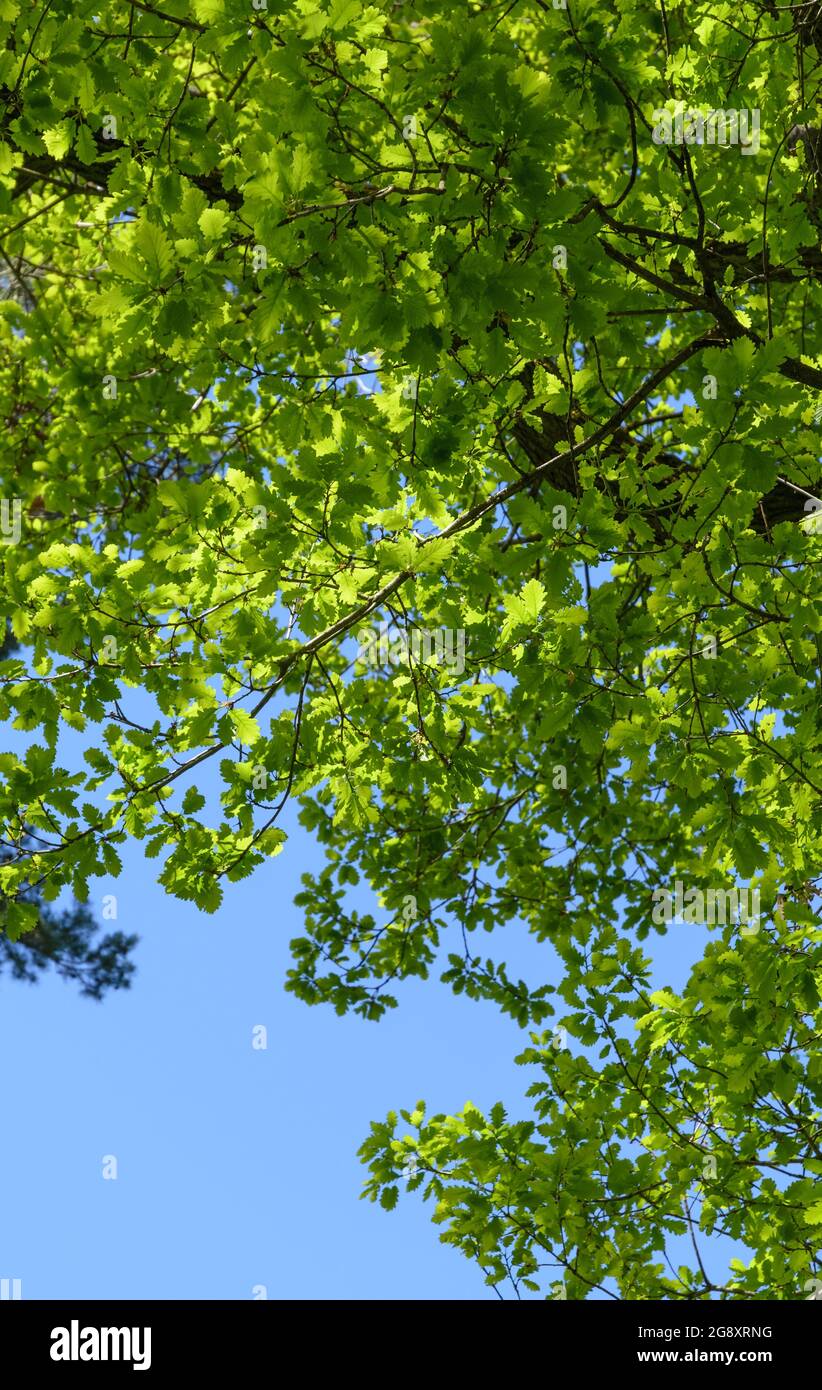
[1, 0, 820, 1297]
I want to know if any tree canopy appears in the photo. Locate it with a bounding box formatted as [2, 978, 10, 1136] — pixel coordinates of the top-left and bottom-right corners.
[1, 0, 821, 1298]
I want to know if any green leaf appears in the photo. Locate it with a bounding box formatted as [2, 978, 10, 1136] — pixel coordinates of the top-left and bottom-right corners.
[198, 207, 230, 241]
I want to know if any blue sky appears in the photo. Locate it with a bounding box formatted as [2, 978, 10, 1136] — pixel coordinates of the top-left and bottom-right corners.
[0, 708, 736, 1300]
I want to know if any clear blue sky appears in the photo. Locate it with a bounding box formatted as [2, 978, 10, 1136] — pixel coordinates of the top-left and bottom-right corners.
[0, 770, 732, 1298]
